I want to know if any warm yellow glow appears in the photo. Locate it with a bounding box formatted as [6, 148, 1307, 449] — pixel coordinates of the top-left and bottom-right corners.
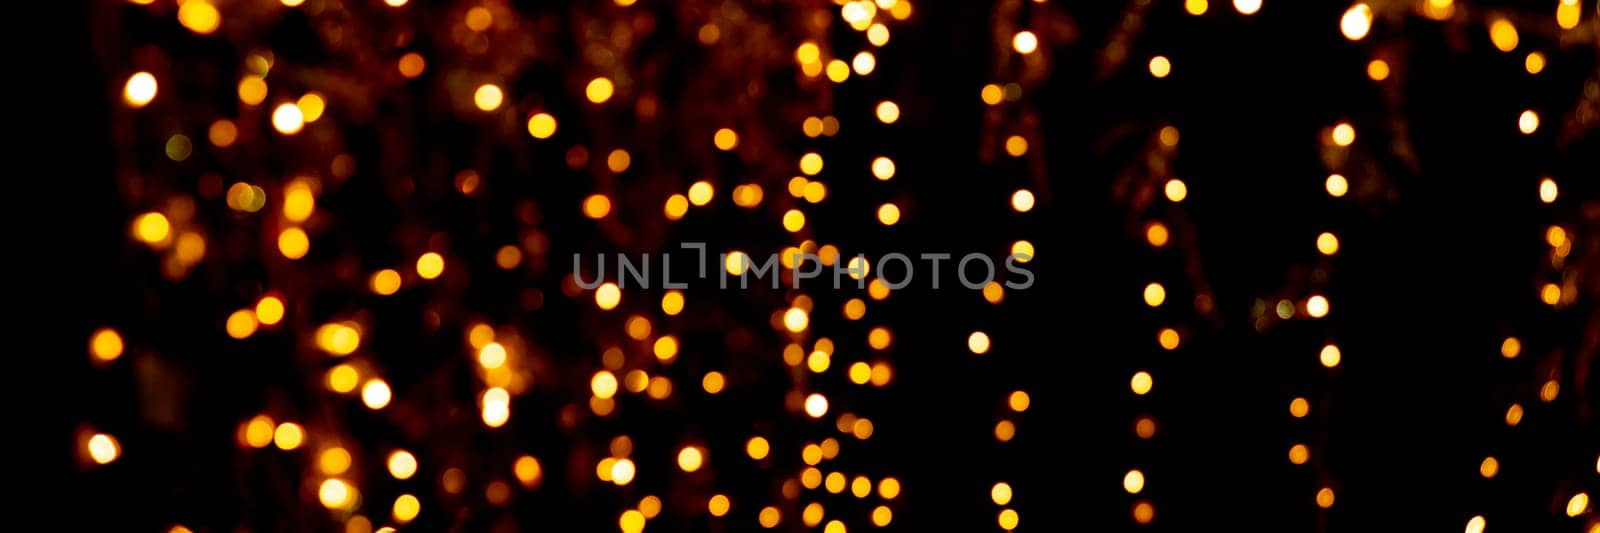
[685, 181, 716, 206]
[178, 0, 221, 34]
[465, 6, 493, 30]
[1326, 174, 1350, 197]
[607, 149, 631, 173]
[272, 103, 305, 135]
[482, 387, 510, 427]
[1568, 492, 1590, 517]
[1133, 501, 1155, 524]
[746, 436, 770, 460]
[370, 269, 402, 295]
[1186, 0, 1208, 15]
[416, 252, 445, 279]
[226, 309, 259, 339]
[853, 51, 877, 75]
[677, 446, 704, 472]
[702, 371, 725, 394]
[708, 494, 731, 516]
[1005, 135, 1028, 156]
[1008, 390, 1031, 412]
[872, 156, 896, 180]
[384, 450, 417, 479]
[827, 59, 851, 82]
[610, 458, 636, 485]
[1273, 401, 1301, 423]
[1317, 232, 1340, 255]
[1144, 282, 1166, 307]
[981, 84, 1004, 105]
[879, 477, 901, 499]
[1557, 0, 1580, 29]
[1149, 56, 1172, 78]
[1500, 336, 1521, 358]
[653, 335, 679, 361]
[1518, 110, 1539, 134]
[1147, 222, 1170, 247]
[1465, 515, 1486, 533]
[124, 72, 158, 108]
[318, 479, 354, 509]
[984, 281, 1005, 304]
[90, 328, 125, 362]
[1318, 344, 1343, 368]
[592, 371, 618, 399]
[1289, 443, 1310, 464]
[1479, 456, 1499, 478]
[134, 212, 171, 244]
[759, 506, 781, 528]
[1506, 403, 1524, 426]
[807, 351, 831, 373]
[1332, 122, 1356, 146]
[244, 415, 275, 448]
[1307, 295, 1329, 318]
[587, 77, 615, 103]
[876, 101, 900, 124]
[998, 508, 1019, 530]
[1124, 469, 1146, 493]
[1012, 31, 1038, 54]
[1340, 4, 1372, 40]
[1131, 371, 1153, 395]
[804, 393, 829, 418]
[967, 331, 991, 354]
[1158, 328, 1180, 350]
[1316, 487, 1335, 508]
[1233, 0, 1262, 15]
[582, 194, 612, 219]
[1541, 283, 1561, 306]
[527, 113, 558, 139]
[470, 84, 504, 111]
[391, 494, 420, 524]
[296, 93, 326, 123]
[868, 23, 890, 46]
[782, 209, 807, 232]
[1010, 189, 1036, 212]
[476, 342, 507, 369]
[251, 296, 284, 327]
[397, 52, 426, 77]
[995, 420, 1016, 441]
[1540, 177, 1558, 203]
[362, 379, 392, 409]
[1367, 59, 1390, 81]
[238, 75, 268, 106]
[1540, 379, 1560, 402]
[1525, 52, 1546, 74]
[278, 227, 310, 259]
[319, 447, 351, 475]
[783, 307, 810, 333]
[272, 422, 304, 450]
[88, 433, 120, 464]
[991, 482, 1013, 505]
[1164, 179, 1187, 202]
[877, 203, 901, 225]
[1489, 18, 1519, 52]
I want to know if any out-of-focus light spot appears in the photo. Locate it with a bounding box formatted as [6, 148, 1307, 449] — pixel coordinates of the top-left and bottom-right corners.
[417, 252, 445, 279]
[1505, 403, 1523, 426]
[872, 157, 896, 180]
[1316, 487, 1335, 508]
[868, 23, 890, 46]
[805, 393, 829, 417]
[482, 387, 511, 427]
[1149, 56, 1172, 78]
[1009, 390, 1031, 412]
[1005, 135, 1028, 156]
[514, 456, 545, 488]
[392, 494, 420, 524]
[688, 181, 716, 206]
[877, 203, 901, 225]
[1540, 283, 1561, 306]
[326, 364, 359, 394]
[610, 458, 636, 485]
[362, 379, 392, 409]
[746, 436, 770, 460]
[587, 77, 614, 103]
[1541, 178, 1559, 203]
[992, 482, 1013, 505]
[1289, 397, 1311, 418]
[465, 6, 493, 31]
[1518, 110, 1539, 134]
[583, 194, 612, 219]
[178, 0, 221, 34]
[238, 75, 268, 106]
[1012, 189, 1035, 212]
[998, 508, 1019, 530]
[134, 212, 171, 245]
[784, 307, 810, 333]
[592, 371, 619, 399]
[255, 296, 284, 326]
[1341, 4, 1373, 40]
[607, 149, 631, 173]
[713, 128, 739, 151]
[783, 209, 807, 232]
[1164, 179, 1187, 202]
[1465, 515, 1486, 533]
[298, 93, 326, 122]
[319, 447, 351, 475]
[1317, 232, 1340, 255]
[208, 119, 237, 147]
[226, 309, 259, 339]
[1131, 371, 1153, 395]
[709, 494, 731, 516]
[702, 371, 725, 394]
[273, 422, 304, 450]
[995, 420, 1016, 441]
[968, 331, 991, 354]
[1289, 443, 1310, 464]
[1234, 0, 1262, 15]
[872, 505, 893, 526]
[853, 51, 877, 75]
[982, 84, 1004, 105]
[1479, 456, 1499, 478]
[319, 479, 354, 509]
[1327, 174, 1349, 197]
[88, 433, 120, 464]
[1147, 222, 1170, 247]
[1124, 470, 1146, 493]
[879, 477, 901, 499]
[1557, 0, 1580, 29]
[1500, 337, 1521, 358]
[165, 134, 192, 161]
[124, 72, 158, 107]
[272, 103, 305, 135]
[1013, 31, 1038, 54]
[527, 113, 557, 139]
[1367, 59, 1390, 80]
[759, 506, 782, 528]
[595, 282, 622, 310]
[1158, 328, 1180, 350]
[90, 328, 124, 362]
[244, 415, 275, 448]
[1569, 493, 1591, 517]
[876, 101, 900, 124]
[1332, 123, 1356, 146]
[1320, 344, 1342, 367]
[678, 446, 705, 472]
[398, 53, 426, 78]
[474, 84, 503, 111]
[370, 269, 402, 295]
[1144, 282, 1166, 307]
[827, 59, 851, 82]
[1525, 52, 1546, 74]
[477, 342, 507, 369]
[1134, 501, 1155, 524]
[1307, 295, 1330, 318]
[1186, 0, 1208, 15]
[1490, 18, 1519, 52]
[1540, 379, 1560, 402]
[278, 227, 310, 259]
